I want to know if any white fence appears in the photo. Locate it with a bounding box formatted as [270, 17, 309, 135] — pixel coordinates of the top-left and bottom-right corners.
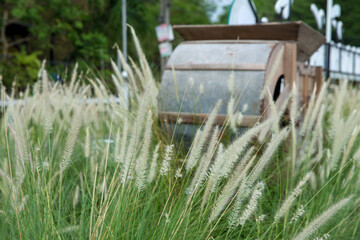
[310, 42, 360, 81]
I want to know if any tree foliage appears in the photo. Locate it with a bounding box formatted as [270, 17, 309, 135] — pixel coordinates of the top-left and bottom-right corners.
[0, 0, 214, 89]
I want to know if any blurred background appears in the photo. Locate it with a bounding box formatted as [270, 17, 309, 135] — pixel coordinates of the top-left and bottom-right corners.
[0, 0, 358, 90]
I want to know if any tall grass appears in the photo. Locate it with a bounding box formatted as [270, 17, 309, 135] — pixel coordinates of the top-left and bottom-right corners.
[1, 30, 360, 239]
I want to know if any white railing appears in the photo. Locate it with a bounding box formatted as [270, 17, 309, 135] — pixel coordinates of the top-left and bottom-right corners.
[310, 42, 360, 81]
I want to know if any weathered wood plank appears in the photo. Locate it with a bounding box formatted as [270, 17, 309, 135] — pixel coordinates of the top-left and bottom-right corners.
[165, 63, 267, 71]
[158, 111, 261, 127]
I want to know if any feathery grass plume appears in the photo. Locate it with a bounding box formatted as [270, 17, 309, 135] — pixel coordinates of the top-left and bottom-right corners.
[210, 118, 273, 184]
[69, 62, 79, 92]
[312, 105, 325, 165]
[10, 111, 29, 183]
[300, 87, 317, 136]
[340, 125, 360, 172]
[339, 112, 360, 167]
[128, 25, 158, 106]
[238, 181, 265, 226]
[175, 168, 183, 178]
[116, 49, 140, 101]
[228, 71, 235, 95]
[210, 173, 247, 223]
[110, 59, 125, 86]
[60, 105, 83, 172]
[247, 128, 289, 186]
[118, 119, 129, 163]
[111, 74, 129, 110]
[121, 98, 148, 181]
[331, 80, 348, 137]
[42, 83, 53, 134]
[266, 88, 280, 134]
[227, 179, 253, 227]
[313, 233, 330, 240]
[160, 144, 174, 176]
[290, 83, 298, 171]
[274, 172, 311, 222]
[185, 100, 221, 172]
[293, 196, 352, 240]
[305, 82, 328, 138]
[207, 147, 255, 220]
[85, 127, 91, 158]
[148, 143, 160, 183]
[290, 205, 305, 224]
[188, 126, 220, 194]
[73, 185, 80, 209]
[227, 97, 237, 132]
[129, 57, 146, 88]
[330, 110, 360, 170]
[260, 45, 285, 100]
[135, 111, 153, 190]
[269, 87, 290, 134]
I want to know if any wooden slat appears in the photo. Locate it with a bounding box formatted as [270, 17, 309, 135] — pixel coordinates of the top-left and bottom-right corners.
[174, 23, 299, 41]
[158, 112, 261, 127]
[165, 63, 267, 71]
[262, 42, 285, 118]
[297, 23, 326, 62]
[297, 62, 316, 77]
[315, 67, 323, 95]
[303, 74, 309, 106]
[284, 42, 297, 87]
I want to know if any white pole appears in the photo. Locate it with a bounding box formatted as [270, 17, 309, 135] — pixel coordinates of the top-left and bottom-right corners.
[326, 0, 333, 42]
[122, 0, 127, 64]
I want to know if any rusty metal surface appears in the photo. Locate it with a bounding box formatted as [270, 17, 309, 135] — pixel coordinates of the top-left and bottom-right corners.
[166, 41, 275, 70]
[158, 70, 265, 116]
[173, 22, 325, 62]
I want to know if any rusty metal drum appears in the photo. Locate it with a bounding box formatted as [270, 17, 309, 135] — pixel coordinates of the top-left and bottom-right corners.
[157, 22, 325, 139]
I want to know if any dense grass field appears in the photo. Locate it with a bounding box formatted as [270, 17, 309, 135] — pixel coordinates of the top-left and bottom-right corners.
[1, 31, 360, 239]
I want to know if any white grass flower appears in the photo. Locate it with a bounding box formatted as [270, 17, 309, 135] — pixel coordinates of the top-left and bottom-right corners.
[148, 143, 160, 183]
[136, 111, 153, 190]
[175, 168, 183, 178]
[188, 127, 220, 193]
[237, 112, 243, 125]
[313, 233, 331, 240]
[274, 172, 311, 222]
[227, 97, 237, 132]
[208, 147, 254, 220]
[289, 205, 305, 224]
[238, 182, 265, 226]
[85, 127, 90, 158]
[58, 225, 81, 234]
[199, 84, 204, 94]
[188, 77, 194, 87]
[300, 87, 317, 136]
[309, 172, 317, 190]
[176, 117, 182, 125]
[164, 213, 170, 223]
[118, 120, 129, 163]
[228, 71, 235, 95]
[247, 128, 289, 186]
[73, 185, 80, 209]
[186, 100, 221, 171]
[293, 196, 352, 240]
[160, 144, 174, 176]
[60, 107, 83, 172]
[305, 82, 328, 138]
[210, 119, 273, 183]
[256, 214, 266, 223]
[100, 177, 107, 198]
[242, 103, 248, 113]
